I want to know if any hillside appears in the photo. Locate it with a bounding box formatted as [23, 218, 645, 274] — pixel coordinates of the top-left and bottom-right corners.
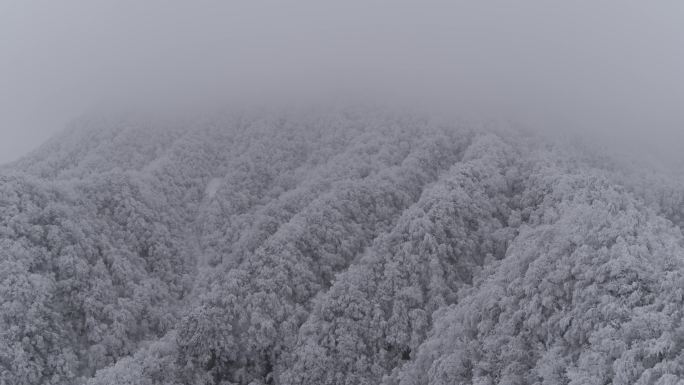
[3, 108, 684, 385]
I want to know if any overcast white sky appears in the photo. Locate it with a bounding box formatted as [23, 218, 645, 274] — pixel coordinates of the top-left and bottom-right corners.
[1, 1, 683, 164]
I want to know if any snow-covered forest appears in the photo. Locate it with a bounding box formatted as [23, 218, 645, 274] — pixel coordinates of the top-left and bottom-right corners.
[2, 108, 684, 385]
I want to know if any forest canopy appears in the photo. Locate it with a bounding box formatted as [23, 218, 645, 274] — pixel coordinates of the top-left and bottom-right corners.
[2, 107, 684, 385]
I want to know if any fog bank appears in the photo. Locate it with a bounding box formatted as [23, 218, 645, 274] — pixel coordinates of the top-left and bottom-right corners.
[1, 0, 683, 164]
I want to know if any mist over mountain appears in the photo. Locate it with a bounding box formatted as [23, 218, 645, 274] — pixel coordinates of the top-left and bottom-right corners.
[2, 1, 684, 165]
[2, 1, 684, 383]
[2, 107, 684, 385]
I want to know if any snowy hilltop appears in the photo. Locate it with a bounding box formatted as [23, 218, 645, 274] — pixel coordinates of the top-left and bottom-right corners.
[3, 107, 684, 385]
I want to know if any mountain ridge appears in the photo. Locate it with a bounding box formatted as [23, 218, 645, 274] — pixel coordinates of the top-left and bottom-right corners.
[2, 108, 684, 385]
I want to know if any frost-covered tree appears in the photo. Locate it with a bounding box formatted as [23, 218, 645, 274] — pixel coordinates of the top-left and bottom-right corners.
[389, 163, 684, 385]
[281, 134, 524, 385]
[3, 107, 684, 385]
[173, 124, 471, 385]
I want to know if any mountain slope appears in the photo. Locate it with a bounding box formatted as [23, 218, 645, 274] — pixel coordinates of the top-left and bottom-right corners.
[2, 108, 684, 385]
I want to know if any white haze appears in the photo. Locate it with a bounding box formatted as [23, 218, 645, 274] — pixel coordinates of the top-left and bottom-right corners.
[1, 0, 683, 164]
